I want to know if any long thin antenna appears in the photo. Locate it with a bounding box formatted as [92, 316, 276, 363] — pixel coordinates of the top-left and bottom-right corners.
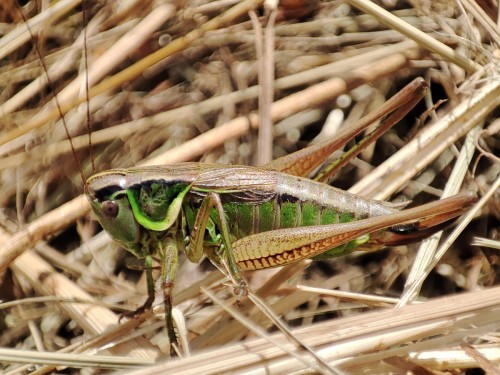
[15, 2, 87, 185]
[82, 0, 96, 174]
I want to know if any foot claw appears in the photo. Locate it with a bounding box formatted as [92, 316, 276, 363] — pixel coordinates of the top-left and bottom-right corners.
[118, 300, 153, 322]
[233, 281, 248, 304]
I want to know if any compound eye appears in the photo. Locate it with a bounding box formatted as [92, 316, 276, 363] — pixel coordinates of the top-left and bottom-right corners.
[102, 200, 119, 219]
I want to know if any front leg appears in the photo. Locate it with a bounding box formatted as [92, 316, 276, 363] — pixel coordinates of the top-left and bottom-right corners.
[158, 236, 180, 356]
[123, 236, 181, 356]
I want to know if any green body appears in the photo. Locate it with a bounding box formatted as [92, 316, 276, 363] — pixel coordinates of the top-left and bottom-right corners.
[87, 162, 396, 271]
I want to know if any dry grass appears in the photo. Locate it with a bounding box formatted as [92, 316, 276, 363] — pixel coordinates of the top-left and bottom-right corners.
[0, 0, 498, 373]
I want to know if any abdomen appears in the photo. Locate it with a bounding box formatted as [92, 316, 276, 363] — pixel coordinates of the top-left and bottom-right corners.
[221, 173, 396, 241]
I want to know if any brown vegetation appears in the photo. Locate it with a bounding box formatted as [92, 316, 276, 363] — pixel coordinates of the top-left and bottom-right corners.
[0, 0, 498, 373]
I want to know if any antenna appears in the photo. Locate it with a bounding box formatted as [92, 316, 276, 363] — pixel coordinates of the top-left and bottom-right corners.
[82, 0, 96, 175]
[15, 1, 89, 187]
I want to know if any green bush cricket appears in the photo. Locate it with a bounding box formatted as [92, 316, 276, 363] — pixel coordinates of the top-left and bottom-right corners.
[12, 1, 478, 358]
[84, 77, 475, 354]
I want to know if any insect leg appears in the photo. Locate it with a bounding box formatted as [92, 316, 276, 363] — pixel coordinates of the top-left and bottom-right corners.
[144, 255, 155, 310]
[265, 78, 428, 179]
[209, 192, 247, 296]
[187, 192, 247, 297]
[159, 236, 180, 356]
[232, 193, 476, 270]
[184, 193, 214, 263]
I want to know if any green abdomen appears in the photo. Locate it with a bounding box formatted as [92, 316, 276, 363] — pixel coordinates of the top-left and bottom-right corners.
[221, 198, 358, 241]
[187, 173, 395, 244]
